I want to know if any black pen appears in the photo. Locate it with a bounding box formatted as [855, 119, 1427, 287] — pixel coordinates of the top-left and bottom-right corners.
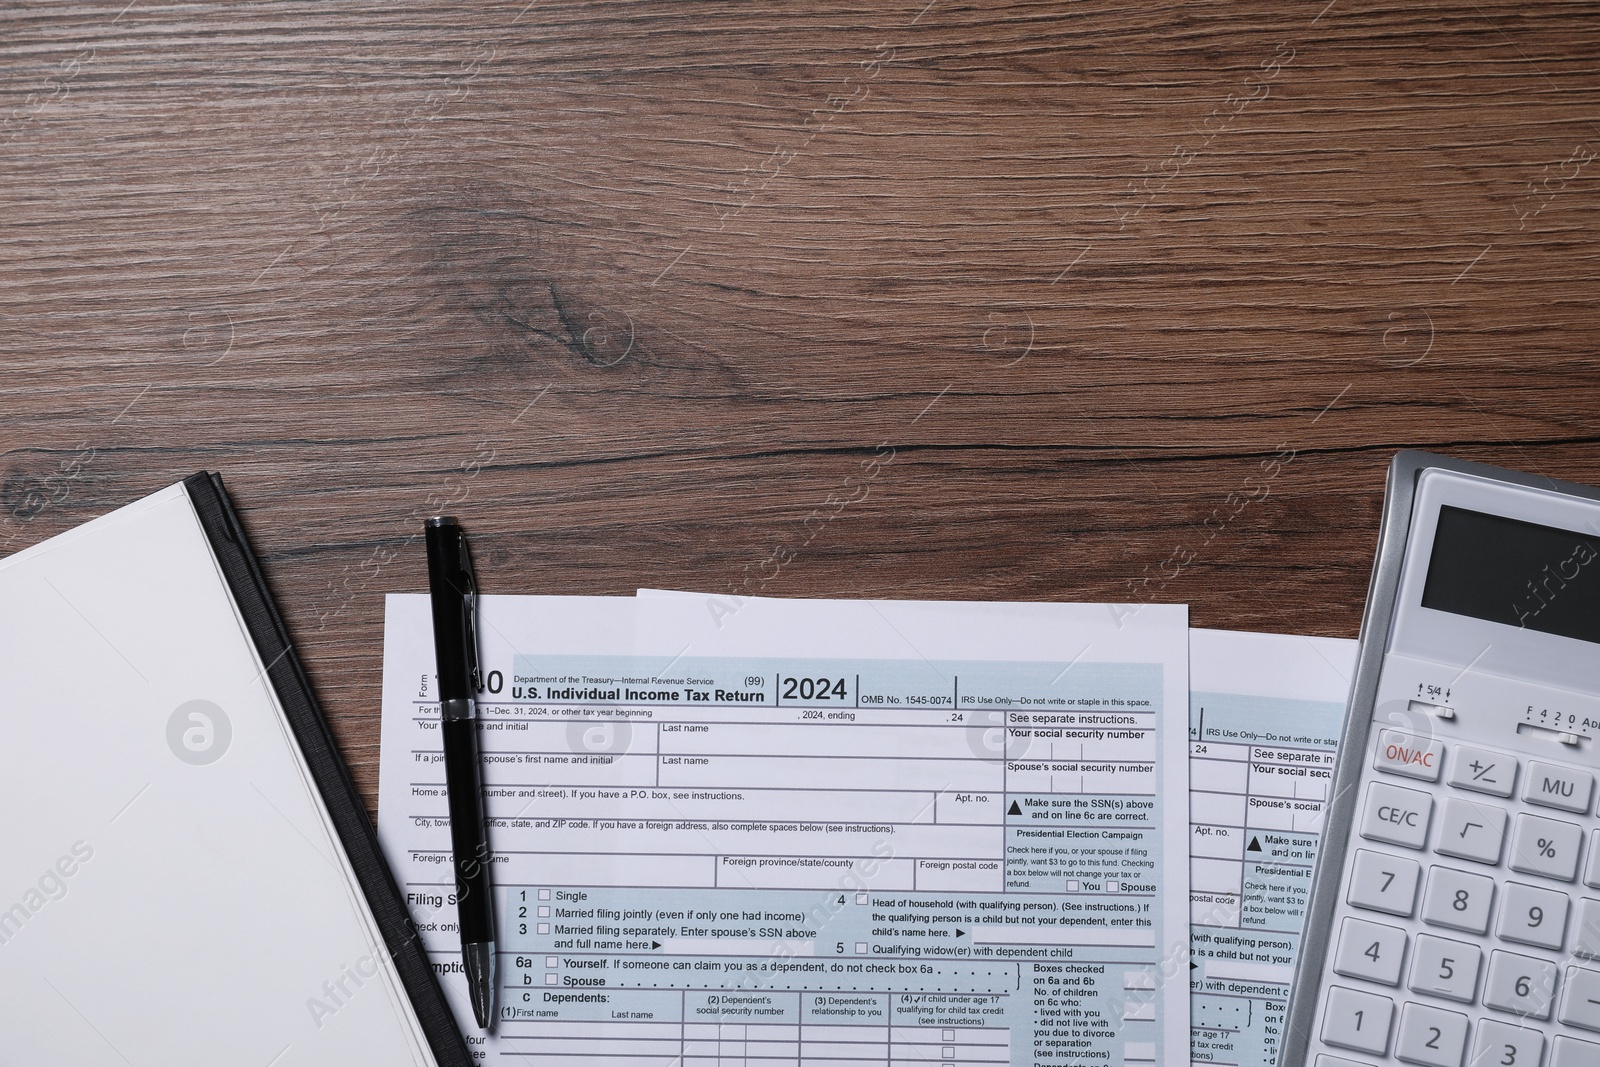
[424, 517, 497, 1030]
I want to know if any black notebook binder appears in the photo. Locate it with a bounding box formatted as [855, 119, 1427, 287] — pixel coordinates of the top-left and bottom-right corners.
[182, 473, 472, 1066]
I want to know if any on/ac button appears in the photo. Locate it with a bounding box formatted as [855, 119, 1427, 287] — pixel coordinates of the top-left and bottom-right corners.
[1374, 729, 1445, 782]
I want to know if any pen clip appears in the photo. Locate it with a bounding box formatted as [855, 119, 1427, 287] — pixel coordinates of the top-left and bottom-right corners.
[457, 533, 482, 693]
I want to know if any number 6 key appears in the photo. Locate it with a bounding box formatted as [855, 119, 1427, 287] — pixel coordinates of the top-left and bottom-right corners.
[1484, 950, 1558, 1021]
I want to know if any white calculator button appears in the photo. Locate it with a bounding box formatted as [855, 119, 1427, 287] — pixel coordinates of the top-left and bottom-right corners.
[1334, 916, 1410, 986]
[1314, 1057, 1376, 1067]
[1435, 797, 1508, 865]
[1494, 881, 1570, 950]
[1349, 849, 1423, 917]
[1363, 781, 1435, 850]
[1585, 829, 1600, 889]
[1523, 760, 1593, 814]
[1377, 729, 1445, 781]
[1469, 1020, 1543, 1067]
[1508, 813, 1583, 882]
[1552, 1035, 1600, 1067]
[1558, 965, 1600, 1032]
[1395, 1001, 1470, 1067]
[1408, 934, 1481, 1003]
[1422, 866, 1496, 934]
[1448, 745, 1517, 798]
[1483, 950, 1558, 1021]
[1575, 898, 1600, 959]
[1323, 984, 1395, 1055]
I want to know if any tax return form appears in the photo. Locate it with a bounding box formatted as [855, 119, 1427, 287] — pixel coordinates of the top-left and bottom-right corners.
[1187, 628, 1356, 1067]
[377, 594, 1191, 1066]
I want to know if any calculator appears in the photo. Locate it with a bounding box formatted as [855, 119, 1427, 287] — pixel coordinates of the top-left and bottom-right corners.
[1284, 451, 1600, 1067]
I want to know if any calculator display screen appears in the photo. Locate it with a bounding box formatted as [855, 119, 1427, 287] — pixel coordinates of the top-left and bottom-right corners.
[1421, 505, 1600, 643]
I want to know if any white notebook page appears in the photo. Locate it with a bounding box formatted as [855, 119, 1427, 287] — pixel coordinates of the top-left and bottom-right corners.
[0, 483, 436, 1067]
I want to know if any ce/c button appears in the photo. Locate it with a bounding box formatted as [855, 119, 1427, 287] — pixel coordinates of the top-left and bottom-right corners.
[1361, 781, 1434, 850]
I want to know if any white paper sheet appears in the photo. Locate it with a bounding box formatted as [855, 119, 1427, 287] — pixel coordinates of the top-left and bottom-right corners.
[379, 591, 1191, 1066]
[1187, 628, 1356, 1067]
[0, 484, 435, 1067]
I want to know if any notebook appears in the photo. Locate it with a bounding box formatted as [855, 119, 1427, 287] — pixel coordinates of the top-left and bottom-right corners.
[0, 474, 470, 1067]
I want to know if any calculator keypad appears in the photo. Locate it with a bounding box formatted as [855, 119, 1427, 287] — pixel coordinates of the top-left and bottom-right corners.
[1316, 722, 1600, 1067]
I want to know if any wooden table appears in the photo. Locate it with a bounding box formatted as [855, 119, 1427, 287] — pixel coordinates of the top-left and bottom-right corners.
[4, 1, 1598, 815]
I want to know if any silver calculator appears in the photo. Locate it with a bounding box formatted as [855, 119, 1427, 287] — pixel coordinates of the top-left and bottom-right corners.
[1285, 452, 1600, 1067]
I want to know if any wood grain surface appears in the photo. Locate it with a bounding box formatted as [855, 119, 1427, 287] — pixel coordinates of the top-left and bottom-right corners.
[4, 0, 1599, 816]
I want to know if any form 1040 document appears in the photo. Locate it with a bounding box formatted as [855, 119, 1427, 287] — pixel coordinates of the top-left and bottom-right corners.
[377, 594, 1191, 1066]
[1187, 628, 1357, 1067]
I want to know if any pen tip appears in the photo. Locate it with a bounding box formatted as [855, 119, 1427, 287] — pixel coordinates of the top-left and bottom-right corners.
[425, 516, 459, 529]
[465, 941, 496, 1030]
